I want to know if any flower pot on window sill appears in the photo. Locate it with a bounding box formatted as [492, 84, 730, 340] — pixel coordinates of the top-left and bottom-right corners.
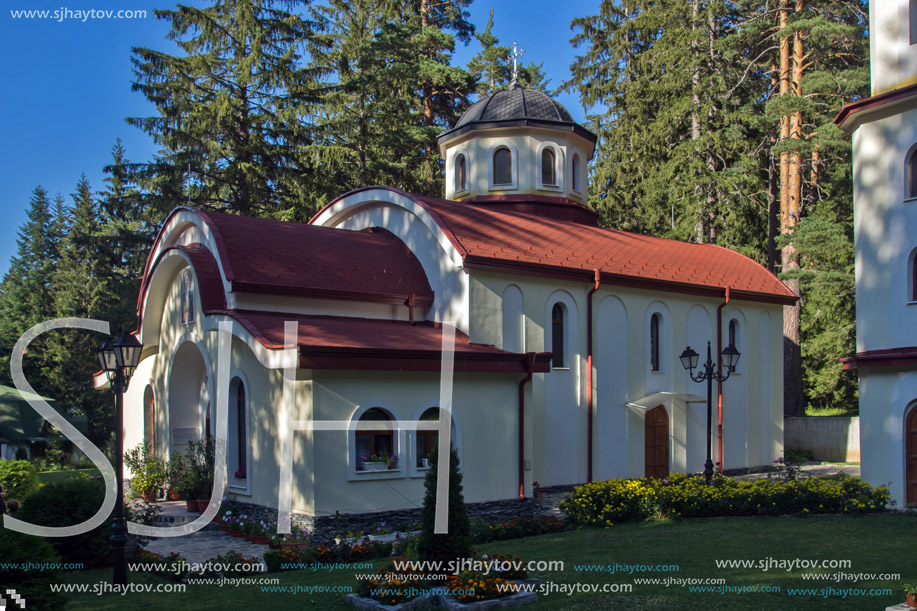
[420, 458, 430, 469]
[906, 592, 917, 607]
[362, 462, 388, 471]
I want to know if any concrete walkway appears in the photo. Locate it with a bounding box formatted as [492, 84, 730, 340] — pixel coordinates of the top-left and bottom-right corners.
[141, 502, 270, 566]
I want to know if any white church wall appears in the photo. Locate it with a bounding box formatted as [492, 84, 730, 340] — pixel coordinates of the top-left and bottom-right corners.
[851, 108, 917, 352]
[857, 370, 917, 508]
[870, 0, 917, 96]
[310, 371, 519, 516]
[595, 295, 628, 480]
[441, 128, 591, 205]
[542, 289, 581, 487]
[684, 305, 712, 474]
[721, 308, 749, 470]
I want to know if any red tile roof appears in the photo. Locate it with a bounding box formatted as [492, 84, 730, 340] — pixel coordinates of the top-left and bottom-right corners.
[321, 188, 796, 305]
[215, 309, 551, 373]
[198, 210, 434, 306]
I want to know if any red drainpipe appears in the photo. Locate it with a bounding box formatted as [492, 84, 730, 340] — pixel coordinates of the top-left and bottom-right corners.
[586, 269, 600, 483]
[716, 287, 730, 472]
[518, 352, 536, 500]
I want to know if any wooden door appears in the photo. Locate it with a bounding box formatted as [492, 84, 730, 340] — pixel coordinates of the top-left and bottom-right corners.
[907, 406, 917, 505]
[644, 405, 669, 479]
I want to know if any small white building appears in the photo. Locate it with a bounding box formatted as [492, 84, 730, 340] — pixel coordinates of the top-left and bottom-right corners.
[835, 0, 917, 509]
[118, 86, 793, 520]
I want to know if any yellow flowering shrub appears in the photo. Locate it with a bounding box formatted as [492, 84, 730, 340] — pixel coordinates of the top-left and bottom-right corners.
[560, 474, 890, 527]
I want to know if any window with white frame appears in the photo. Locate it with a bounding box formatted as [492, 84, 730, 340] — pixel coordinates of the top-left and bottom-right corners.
[228, 377, 248, 482]
[650, 313, 661, 371]
[551, 302, 566, 368]
[455, 153, 467, 193]
[571, 153, 581, 192]
[180, 268, 195, 325]
[910, 248, 917, 302]
[541, 148, 556, 186]
[415, 407, 458, 468]
[355, 408, 397, 470]
[493, 147, 512, 185]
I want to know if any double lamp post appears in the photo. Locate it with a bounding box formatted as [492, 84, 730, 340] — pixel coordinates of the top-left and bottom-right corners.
[679, 340, 740, 486]
[97, 325, 143, 586]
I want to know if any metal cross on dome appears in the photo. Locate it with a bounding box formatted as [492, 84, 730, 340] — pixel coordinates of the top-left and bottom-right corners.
[510, 41, 524, 86]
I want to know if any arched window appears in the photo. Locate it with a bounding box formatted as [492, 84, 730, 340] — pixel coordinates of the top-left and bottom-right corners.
[494, 147, 512, 185]
[180, 268, 194, 325]
[455, 153, 467, 193]
[552, 303, 565, 368]
[541, 149, 556, 186]
[415, 407, 458, 469]
[910, 150, 917, 198]
[143, 385, 155, 449]
[356, 408, 395, 471]
[650, 313, 661, 371]
[229, 377, 248, 481]
[911, 248, 917, 301]
[572, 153, 581, 192]
[911, 0, 917, 45]
[728, 319, 738, 349]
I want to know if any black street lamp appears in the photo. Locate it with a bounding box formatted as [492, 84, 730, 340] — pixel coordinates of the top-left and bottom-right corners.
[97, 325, 143, 586]
[680, 340, 741, 486]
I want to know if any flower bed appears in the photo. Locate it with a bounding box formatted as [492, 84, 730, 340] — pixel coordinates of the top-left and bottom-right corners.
[559, 473, 891, 527]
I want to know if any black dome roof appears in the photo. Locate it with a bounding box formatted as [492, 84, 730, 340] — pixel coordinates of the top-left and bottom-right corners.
[438, 85, 596, 146]
[456, 85, 574, 127]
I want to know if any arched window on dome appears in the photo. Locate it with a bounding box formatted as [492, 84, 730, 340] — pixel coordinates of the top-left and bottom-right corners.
[541, 149, 556, 186]
[494, 147, 512, 185]
[571, 153, 581, 192]
[455, 153, 467, 193]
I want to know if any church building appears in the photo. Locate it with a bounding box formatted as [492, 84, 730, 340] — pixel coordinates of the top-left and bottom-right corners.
[117, 85, 794, 520]
[835, 0, 917, 509]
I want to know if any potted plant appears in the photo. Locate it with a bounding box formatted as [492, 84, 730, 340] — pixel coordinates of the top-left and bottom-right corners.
[362, 453, 396, 471]
[166, 452, 188, 501]
[904, 583, 917, 608]
[124, 442, 166, 503]
[187, 436, 214, 512]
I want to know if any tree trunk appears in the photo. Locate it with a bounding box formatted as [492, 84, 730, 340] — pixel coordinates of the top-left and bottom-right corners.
[781, 0, 806, 417]
[768, 151, 779, 273]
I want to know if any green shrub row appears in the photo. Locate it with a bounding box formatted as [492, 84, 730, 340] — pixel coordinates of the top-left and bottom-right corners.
[559, 473, 891, 527]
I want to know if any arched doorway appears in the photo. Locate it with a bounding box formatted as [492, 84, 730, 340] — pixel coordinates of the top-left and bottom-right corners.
[168, 341, 210, 456]
[645, 405, 669, 479]
[907, 404, 917, 505]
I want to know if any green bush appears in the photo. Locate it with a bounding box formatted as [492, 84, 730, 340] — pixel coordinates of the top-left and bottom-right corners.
[0, 459, 40, 501]
[0, 528, 67, 610]
[124, 441, 166, 498]
[18, 476, 114, 567]
[417, 446, 472, 568]
[560, 473, 891, 528]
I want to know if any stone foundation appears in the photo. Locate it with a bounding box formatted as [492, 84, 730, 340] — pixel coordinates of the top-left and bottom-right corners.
[224, 485, 574, 542]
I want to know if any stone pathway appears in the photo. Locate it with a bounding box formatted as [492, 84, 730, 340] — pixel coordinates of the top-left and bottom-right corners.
[141, 501, 270, 565]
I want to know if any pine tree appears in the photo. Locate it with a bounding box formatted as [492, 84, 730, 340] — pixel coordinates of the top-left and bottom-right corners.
[467, 10, 550, 96]
[417, 445, 472, 572]
[0, 187, 58, 388]
[128, 0, 321, 218]
[48, 177, 114, 442]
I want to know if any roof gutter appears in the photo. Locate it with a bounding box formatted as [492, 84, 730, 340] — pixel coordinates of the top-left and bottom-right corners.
[586, 269, 600, 483]
[518, 352, 536, 500]
[716, 287, 730, 473]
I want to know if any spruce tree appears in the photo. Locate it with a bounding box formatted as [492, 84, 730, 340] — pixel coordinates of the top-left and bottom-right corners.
[128, 0, 321, 218]
[417, 445, 472, 572]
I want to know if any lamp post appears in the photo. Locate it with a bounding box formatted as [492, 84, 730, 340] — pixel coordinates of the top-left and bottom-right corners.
[97, 325, 143, 586]
[679, 340, 740, 486]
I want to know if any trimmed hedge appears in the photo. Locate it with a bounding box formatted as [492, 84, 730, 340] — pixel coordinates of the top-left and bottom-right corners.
[0, 528, 67, 610]
[18, 476, 114, 567]
[560, 473, 891, 528]
[0, 459, 40, 501]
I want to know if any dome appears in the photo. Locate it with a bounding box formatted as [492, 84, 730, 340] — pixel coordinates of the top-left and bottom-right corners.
[438, 85, 596, 146]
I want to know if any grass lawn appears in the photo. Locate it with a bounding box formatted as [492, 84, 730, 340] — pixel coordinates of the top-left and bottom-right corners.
[62, 513, 916, 610]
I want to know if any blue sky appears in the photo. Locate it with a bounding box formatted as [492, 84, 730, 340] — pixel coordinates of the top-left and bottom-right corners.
[0, 0, 599, 278]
